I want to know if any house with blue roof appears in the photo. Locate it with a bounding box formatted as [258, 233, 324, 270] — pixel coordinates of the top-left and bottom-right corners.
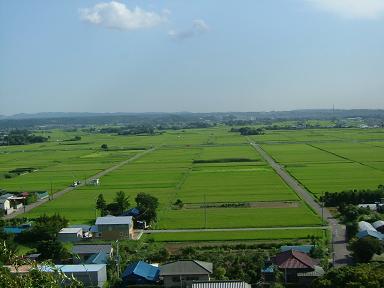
[122, 261, 160, 285]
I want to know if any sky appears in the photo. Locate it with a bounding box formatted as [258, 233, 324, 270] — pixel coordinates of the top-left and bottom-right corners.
[0, 0, 384, 115]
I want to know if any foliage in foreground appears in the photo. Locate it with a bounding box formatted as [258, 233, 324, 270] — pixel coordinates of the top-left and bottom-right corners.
[0, 242, 83, 288]
[311, 263, 384, 288]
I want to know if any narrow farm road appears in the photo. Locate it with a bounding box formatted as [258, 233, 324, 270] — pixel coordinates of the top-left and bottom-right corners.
[250, 142, 351, 267]
[143, 226, 329, 234]
[3, 147, 157, 220]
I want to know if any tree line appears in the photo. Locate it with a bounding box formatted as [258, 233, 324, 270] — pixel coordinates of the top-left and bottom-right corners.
[0, 130, 48, 146]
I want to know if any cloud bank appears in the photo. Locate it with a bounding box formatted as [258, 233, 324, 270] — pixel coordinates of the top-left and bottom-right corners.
[307, 0, 384, 19]
[79, 1, 168, 30]
[168, 19, 209, 40]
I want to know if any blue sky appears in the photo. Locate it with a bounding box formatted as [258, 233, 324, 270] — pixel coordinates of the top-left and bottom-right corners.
[1, 0, 384, 115]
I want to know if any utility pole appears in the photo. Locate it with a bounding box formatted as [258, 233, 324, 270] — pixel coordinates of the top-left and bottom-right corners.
[50, 182, 53, 201]
[115, 240, 120, 278]
[204, 194, 207, 229]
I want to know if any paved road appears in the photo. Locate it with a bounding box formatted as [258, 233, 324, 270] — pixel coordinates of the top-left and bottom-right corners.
[250, 143, 350, 266]
[143, 226, 329, 234]
[3, 147, 156, 220]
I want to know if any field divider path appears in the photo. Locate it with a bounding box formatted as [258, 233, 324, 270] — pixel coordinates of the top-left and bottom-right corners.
[249, 142, 350, 266]
[3, 147, 157, 220]
[143, 226, 329, 234]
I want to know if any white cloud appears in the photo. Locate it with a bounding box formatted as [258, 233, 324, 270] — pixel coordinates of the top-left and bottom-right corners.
[168, 19, 209, 40]
[307, 0, 384, 19]
[79, 1, 168, 30]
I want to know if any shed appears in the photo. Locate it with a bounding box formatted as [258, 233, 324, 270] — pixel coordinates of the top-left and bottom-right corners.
[58, 227, 83, 243]
[122, 261, 160, 284]
[72, 244, 112, 264]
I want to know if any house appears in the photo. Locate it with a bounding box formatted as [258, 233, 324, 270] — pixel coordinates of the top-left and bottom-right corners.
[191, 281, 251, 288]
[95, 215, 133, 240]
[272, 250, 324, 284]
[160, 260, 213, 288]
[6, 264, 107, 288]
[69, 225, 92, 239]
[0, 193, 14, 214]
[122, 261, 160, 285]
[358, 203, 384, 211]
[41, 264, 107, 288]
[72, 244, 113, 264]
[57, 227, 83, 242]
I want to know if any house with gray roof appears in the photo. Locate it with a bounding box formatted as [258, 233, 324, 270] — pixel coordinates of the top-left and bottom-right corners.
[95, 216, 133, 240]
[160, 260, 213, 288]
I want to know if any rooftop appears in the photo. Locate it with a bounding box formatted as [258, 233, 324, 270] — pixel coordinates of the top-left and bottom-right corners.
[72, 244, 112, 255]
[192, 281, 251, 288]
[280, 245, 314, 254]
[274, 250, 315, 270]
[160, 260, 213, 276]
[95, 216, 132, 225]
[40, 264, 106, 273]
[59, 227, 82, 234]
[123, 261, 160, 281]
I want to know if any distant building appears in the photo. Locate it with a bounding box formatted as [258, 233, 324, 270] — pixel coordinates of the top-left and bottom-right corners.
[95, 216, 133, 240]
[191, 281, 251, 288]
[89, 178, 100, 186]
[57, 227, 83, 243]
[122, 261, 160, 285]
[358, 203, 384, 211]
[160, 260, 213, 288]
[280, 245, 314, 254]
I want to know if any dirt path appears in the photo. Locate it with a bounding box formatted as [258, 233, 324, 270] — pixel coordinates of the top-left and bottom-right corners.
[250, 142, 350, 266]
[3, 147, 156, 220]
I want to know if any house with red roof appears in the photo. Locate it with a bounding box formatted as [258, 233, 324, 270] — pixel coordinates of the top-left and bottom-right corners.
[263, 250, 324, 286]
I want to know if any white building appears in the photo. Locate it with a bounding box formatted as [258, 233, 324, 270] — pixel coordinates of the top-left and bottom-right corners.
[58, 227, 83, 242]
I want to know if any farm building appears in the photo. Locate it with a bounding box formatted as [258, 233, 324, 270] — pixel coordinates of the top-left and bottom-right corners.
[191, 281, 251, 288]
[373, 220, 384, 233]
[122, 261, 160, 285]
[270, 250, 324, 284]
[160, 260, 213, 288]
[57, 227, 83, 242]
[41, 264, 107, 288]
[72, 244, 113, 264]
[95, 215, 133, 240]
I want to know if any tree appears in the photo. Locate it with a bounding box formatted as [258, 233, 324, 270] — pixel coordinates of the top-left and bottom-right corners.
[114, 191, 130, 215]
[101, 144, 108, 150]
[37, 240, 70, 261]
[135, 193, 159, 223]
[96, 194, 107, 216]
[349, 237, 383, 263]
[312, 263, 384, 288]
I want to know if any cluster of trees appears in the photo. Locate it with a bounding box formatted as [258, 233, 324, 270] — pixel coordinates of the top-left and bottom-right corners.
[230, 127, 265, 135]
[312, 263, 384, 287]
[96, 192, 159, 224]
[320, 185, 384, 207]
[99, 125, 155, 136]
[0, 130, 48, 146]
[15, 214, 70, 261]
[349, 237, 383, 263]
